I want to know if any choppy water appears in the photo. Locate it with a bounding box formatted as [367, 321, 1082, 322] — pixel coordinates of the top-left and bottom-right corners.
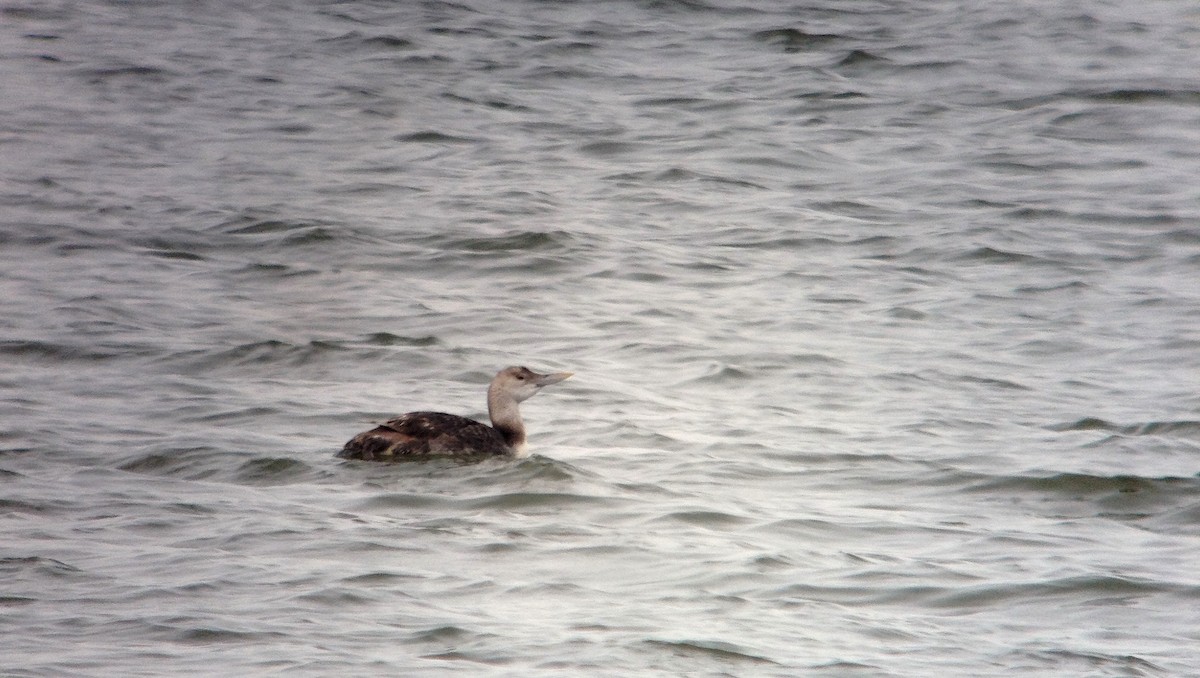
[3, 0, 1200, 675]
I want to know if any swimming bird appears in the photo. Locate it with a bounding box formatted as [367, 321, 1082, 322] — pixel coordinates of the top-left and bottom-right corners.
[337, 366, 572, 460]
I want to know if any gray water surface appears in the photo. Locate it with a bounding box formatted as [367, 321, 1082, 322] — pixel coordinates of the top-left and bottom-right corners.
[2, 1, 1199, 675]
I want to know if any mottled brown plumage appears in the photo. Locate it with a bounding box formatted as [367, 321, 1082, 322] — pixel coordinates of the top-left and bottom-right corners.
[339, 411, 510, 459]
[337, 366, 572, 461]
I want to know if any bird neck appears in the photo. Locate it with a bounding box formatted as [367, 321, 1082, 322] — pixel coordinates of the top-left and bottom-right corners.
[487, 391, 526, 449]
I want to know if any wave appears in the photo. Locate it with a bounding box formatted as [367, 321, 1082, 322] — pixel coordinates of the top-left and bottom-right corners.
[602, 167, 768, 190]
[234, 457, 325, 485]
[641, 638, 780, 666]
[0, 339, 134, 364]
[318, 31, 416, 53]
[836, 49, 889, 68]
[968, 471, 1199, 497]
[1001, 87, 1200, 111]
[1049, 418, 1200, 437]
[427, 228, 576, 253]
[170, 332, 440, 372]
[0, 556, 82, 577]
[954, 245, 1056, 265]
[752, 28, 842, 53]
[394, 130, 479, 144]
[775, 573, 1194, 610]
[119, 447, 329, 486]
[459, 491, 611, 511]
[965, 471, 1200, 531]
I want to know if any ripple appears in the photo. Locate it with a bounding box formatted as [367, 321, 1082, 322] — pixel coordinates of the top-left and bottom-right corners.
[956, 246, 1051, 265]
[339, 571, 423, 586]
[408, 624, 473, 643]
[461, 491, 608, 511]
[775, 574, 1187, 610]
[217, 217, 332, 237]
[394, 131, 478, 144]
[434, 229, 574, 253]
[117, 448, 226, 481]
[356, 332, 440, 347]
[0, 339, 130, 363]
[175, 626, 289, 644]
[652, 509, 755, 529]
[927, 575, 1176, 609]
[5, 1, 1200, 675]
[0, 556, 83, 577]
[752, 28, 842, 53]
[642, 639, 780, 666]
[967, 472, 1200, 508]
[835, 49, 889, 69]
[182, 338, 351, 370]
[234, 457, 324, 485]
[1050, 418, 1200, 437]
[353, 493, 453, 511]
[602, 167, 768, 190]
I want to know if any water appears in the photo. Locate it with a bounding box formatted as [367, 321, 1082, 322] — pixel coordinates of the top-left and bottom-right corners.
[2, 0, 1200, 675]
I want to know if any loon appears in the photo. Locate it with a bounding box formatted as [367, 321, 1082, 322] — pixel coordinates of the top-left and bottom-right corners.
[337, 366, 572, 460]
